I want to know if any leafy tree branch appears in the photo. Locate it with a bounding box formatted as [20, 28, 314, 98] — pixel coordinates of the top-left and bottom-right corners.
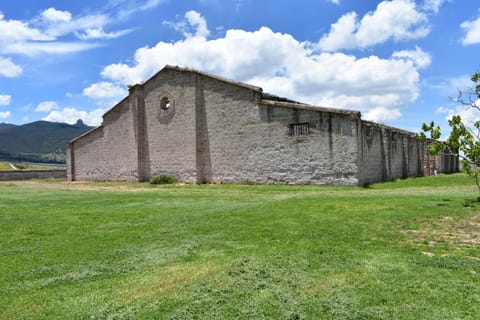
[418, 72, 480, 192]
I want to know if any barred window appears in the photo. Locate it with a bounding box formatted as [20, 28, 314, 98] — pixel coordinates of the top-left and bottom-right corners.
[366, 126, 376, 137]
[392, 132, 398, 141]
[289, 123, 309, 136]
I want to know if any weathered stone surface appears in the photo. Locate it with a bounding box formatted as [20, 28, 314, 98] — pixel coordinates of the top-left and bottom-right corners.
[67, 65, 459, 185]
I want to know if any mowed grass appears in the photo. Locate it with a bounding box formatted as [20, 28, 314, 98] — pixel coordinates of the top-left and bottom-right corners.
[0, 174, 479, 319]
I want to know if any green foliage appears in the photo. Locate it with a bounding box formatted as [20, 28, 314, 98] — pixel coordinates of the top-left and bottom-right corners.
[420, 72, 480, 191]
[0, 176, 479, 319]
[150, 174, 177, 184]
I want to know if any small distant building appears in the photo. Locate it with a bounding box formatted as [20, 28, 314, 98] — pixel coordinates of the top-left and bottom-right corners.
[67, 65, 458, 185]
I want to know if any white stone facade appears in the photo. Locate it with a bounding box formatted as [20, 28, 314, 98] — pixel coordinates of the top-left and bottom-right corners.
[67, 66, 458, 185]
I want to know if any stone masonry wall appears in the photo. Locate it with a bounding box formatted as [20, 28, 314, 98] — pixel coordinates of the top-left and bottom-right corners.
[358, 121, 461, 185]
[69, 97, 138, 181]
[139, 68, 362, 185]
[197, 75, 361, 185]
[359, 122, 425, 185]
[423, 146, 459, 176]
[142, 68, 198, 183]
[68, 66, 459, 185]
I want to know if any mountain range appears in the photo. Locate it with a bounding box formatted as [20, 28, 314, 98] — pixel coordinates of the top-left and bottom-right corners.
[0, 119, 94, 164]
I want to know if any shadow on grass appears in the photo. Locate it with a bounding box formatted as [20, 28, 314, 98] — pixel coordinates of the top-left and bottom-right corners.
[463, 197, 480, 207]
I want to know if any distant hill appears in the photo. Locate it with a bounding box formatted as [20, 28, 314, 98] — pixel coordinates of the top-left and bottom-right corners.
[0, 123, 17, 130]
[0, 119, 94, 163]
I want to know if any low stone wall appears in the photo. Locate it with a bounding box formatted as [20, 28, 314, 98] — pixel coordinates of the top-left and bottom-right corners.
[0, 170, 66, 181]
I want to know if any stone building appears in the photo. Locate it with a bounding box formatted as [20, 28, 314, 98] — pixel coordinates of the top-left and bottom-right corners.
[67, 65, 458, 185]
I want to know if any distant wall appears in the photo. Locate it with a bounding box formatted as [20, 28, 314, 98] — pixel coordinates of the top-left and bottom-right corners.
[359, 121, 459, 185]
[359, 121, 425, 185]
[359, 121, 424, 184]
[423, 147, 459, 176]
[0, 170, 66, 181]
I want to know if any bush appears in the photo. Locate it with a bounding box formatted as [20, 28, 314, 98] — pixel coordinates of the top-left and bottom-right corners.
[150, 175, 177, 185]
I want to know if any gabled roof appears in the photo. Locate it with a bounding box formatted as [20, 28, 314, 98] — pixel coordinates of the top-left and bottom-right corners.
[258, 99, 361, 117]
[88, 65, 365, 133]
[101, 65, 264, 120]
[152, 65, 264, 93]
[362, 120, 417, 136]
[161, 66, 362, 117]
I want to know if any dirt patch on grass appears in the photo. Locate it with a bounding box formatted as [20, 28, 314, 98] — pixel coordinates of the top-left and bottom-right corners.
[402, 212, 480, 250]
[0, 180, 157, 192]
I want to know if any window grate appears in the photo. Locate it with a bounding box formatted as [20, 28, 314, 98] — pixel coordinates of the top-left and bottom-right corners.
[290, 123, 309, 136]
[366, 126, 375, 137]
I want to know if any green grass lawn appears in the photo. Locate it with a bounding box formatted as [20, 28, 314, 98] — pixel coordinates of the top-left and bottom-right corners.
[0, 162, 13, 170]
[0, 161, 64, 171]
[1, 174, 479, 319]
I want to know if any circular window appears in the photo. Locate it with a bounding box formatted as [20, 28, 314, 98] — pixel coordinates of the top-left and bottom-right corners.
[160, 97, 171, 111]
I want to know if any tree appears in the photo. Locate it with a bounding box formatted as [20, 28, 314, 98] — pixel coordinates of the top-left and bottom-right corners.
[418, 72, 480, 192]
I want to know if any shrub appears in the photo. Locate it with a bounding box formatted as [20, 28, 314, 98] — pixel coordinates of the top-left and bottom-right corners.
[150, 175, 177, 185]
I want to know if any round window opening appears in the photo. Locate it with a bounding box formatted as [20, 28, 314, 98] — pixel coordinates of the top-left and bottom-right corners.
[160, 97, 171, 111]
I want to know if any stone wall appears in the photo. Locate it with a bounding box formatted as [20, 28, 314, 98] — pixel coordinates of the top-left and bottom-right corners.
[142, 68, 198, 182]
[140, 69, 362, 185]
[68, 66, 460, 185]
[201, 78, 361, 185]
[358, 121, 459, 185]
[359, 122, 425, 185]
[0, 170, 66, 181]
[68, 96, 138, 181]
[423, 147, 459, 176]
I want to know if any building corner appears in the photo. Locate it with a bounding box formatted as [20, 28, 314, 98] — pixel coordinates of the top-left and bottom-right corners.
[66, 141, 75, 181]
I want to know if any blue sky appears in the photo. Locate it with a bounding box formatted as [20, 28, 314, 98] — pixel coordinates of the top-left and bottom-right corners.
[0, 0, 479, 134]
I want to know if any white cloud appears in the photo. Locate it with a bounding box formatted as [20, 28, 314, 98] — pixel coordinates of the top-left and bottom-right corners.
[41, 8, 72, 22]
[436, 105, 480, 128]
[75, 27, 133, 40]
[0, 56, 22, 77]
[2, 41, 102, 56]
[114, 0, 167, 20]
[317, 12, 357, 51]
[421, 0, 446, 13]
[0, 11, 51, 41]
[83, 81, 127, 100]
[35, 101, 58, 112]
[95, 11, 422, 124]
[43, 107, 106, 126]
[392, 46, 431, 69]
[427, 75, 472, 94]
[461, 15, 480, 45]
[0, 94, 11, 106]
[0, 110, 10, 119]
[164, 10, 210, 39]
[101, 26, 308, 84]
[435, 106, 450, 114]
[364, 107, 402, 123]
[38, 13, 111, 39]
[319, 0, 430, 51]
[0, 7, 131, 58]
[327, 0, 341, 4]
[185, 10, 209, 38]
